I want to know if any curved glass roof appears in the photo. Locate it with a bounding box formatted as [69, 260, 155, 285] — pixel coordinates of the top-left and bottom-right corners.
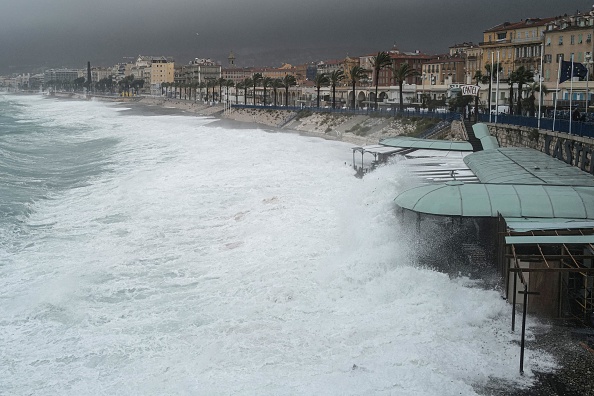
[472, 123, 491, 140]
[464, 148, 594, 186]
[379, 136, 473, 151]
[394, 182, 594, 218]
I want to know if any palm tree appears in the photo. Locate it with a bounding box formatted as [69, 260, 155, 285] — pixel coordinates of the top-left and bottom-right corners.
[272, 78, 283, 106]
[348, 65, 367, 110]
[391, 63, 419, 112]
[282, 74, 297, 107]
[191, 82, 199, 101]
[514, 66, 534, 116]
[508, 70, 517, 115]
[525, 82, 549, 117]
[328, 70, 345, 109]
[224, 79, 234, 104]
[243, 77, 252, 105]
[198, 82, 206, 101]
[217, 77, 226, 103]
[205, 80, 212, 101]
[252, 73, 263, 105]
[313, 73, 330, 108]
[484, 62, 502, 114]
[235, 81, 243, 104]
[171, 81, 178, 98]
[370, 51, 392, 110]
[261, 76, 273, 106]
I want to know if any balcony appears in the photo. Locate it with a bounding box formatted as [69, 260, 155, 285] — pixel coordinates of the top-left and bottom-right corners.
[511, 35, 544, 44]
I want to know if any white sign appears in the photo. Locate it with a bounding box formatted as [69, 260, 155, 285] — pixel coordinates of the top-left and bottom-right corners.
[461, 85, 480, 96]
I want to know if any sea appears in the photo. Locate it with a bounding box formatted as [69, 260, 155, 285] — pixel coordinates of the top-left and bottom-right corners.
[0, 93, 556, 395]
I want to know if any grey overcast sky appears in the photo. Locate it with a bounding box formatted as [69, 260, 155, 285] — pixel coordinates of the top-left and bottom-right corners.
[0, 0, 588, 74]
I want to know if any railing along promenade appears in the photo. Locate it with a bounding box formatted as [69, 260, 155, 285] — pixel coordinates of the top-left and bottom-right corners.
[231, 104, 456, 121]
[232, 104, 594, 138]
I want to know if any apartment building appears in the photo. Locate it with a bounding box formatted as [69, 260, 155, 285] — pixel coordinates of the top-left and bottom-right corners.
[43, 68, 81, 84]
[542, 12, 594, 82]
[150, 57, 174, 87]
[316, 59, 344, 76]
[222, 67, 253, 84]
[481, 18, 552, 80]
[449, 42, 482, 84]
[179, 58, 221, 85]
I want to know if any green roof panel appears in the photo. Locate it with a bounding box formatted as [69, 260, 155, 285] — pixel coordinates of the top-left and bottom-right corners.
[395, 183, 594, 219]
[464, 148, 594, 186]
[505, 235, 594, 244]
[472, 123, 491, 139]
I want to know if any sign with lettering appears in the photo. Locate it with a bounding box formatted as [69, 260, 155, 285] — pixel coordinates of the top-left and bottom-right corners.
[544, 135, 594, 174]
[461, 84, 480, 97]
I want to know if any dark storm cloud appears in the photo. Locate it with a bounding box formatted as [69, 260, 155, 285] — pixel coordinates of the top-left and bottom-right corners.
[0, 0, 588, 73]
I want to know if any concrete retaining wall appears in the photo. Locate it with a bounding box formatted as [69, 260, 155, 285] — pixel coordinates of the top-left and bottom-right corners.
[486, 123, 594, 174]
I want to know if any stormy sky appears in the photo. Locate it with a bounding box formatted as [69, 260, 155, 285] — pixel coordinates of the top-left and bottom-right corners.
[0, 0, 588, 74]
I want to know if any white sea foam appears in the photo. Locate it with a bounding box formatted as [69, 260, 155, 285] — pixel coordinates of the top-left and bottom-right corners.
[0, 95, 556, 395]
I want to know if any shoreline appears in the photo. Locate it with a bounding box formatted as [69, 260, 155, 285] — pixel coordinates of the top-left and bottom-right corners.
[132, 96, 385, 146]
[45, 92, 466, 146]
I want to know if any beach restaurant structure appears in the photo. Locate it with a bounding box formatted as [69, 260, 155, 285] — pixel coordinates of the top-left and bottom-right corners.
[356, 124, 594, 325]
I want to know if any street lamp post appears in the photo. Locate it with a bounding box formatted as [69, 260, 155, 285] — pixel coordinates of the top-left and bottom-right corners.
[419, 73, 425, 107]
[585, 53, 592, 117]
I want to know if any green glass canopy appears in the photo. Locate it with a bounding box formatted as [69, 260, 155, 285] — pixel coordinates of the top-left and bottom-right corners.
[394, 182, 594, 219]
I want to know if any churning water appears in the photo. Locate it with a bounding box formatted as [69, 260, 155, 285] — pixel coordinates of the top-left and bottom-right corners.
[0, 94, 555, 395]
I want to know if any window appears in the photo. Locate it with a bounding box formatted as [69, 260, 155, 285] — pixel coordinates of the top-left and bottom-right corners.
[571, 35, 575, 45]
[546, 37, 551, 46]
[557, 54, 564, 63]
[588, 34, 592, 43]
[544, 54, 552, 63]
[578, 52, 584, 62]
[579, 34, 583, 44]
[497, 32, 506, 40]
[559, 36, 563, 45]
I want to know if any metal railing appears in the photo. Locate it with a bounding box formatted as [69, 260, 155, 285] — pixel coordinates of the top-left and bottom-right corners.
[231, 104, 594, 138]
[231, 104, 457, 120]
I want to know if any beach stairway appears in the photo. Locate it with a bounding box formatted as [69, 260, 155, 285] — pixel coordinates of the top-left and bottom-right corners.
[335, 115, 369, 136]
[278, 112, 299, 129]
[463, 119, 483, 152]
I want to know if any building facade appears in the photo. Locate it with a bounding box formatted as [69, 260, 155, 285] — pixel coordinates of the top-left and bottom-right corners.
[542, 10, 594, 106]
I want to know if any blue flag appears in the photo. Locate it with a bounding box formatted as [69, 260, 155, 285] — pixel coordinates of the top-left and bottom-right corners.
[559, 60, 588, 83]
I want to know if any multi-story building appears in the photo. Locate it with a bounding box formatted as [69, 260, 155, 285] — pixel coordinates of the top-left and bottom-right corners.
[542, 11, 594, 104]
[43, 68, 80, 84]
[316, 59, 343, 76]
[259, 64, 297, 80]
[449, 42, 482, 84]
[480, 18, 552, 80]
[179, 58, 221, 85]
[150, 57, 175, 90]
[361, 48, 431, 89]
[420, 54, 465, 102]
[91, 67, 113, 83]
[422, 54, 466, 86]
[222, 67, 253, 84]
